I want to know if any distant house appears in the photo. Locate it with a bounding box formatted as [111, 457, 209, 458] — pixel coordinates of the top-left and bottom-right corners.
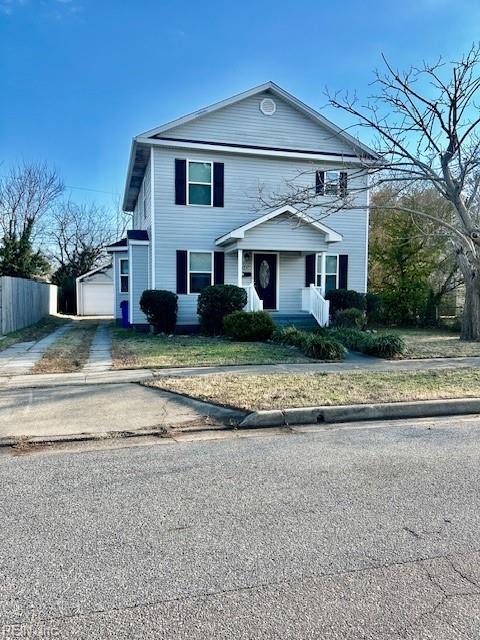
[107, 82, 375, 330]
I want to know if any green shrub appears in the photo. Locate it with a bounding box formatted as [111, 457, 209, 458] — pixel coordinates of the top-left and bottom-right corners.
[301, 334, 346, 360]
[139, 289, 178, 334]
[334, 307, 365, 329]
[197, 285, 247, 335]
[325, 289, 366, 314]
[365, 292, 383, 323]
[271, 326, 345, 360]
[330, 328, 371, 351]
[271, 325, 307, 348]
[224, 311, 276, 341]
[363, 333, 405, 358]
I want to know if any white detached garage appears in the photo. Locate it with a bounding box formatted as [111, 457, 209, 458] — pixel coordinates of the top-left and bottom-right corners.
[76, 264, 114, 316]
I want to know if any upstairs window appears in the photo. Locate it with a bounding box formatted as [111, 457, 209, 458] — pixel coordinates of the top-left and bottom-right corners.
[324, 171, 340, 196]
[119, 259, 129, 293]
[188, 251, 213, 293]
[315, 170, 348, 197]
[188, 161, 212, 206]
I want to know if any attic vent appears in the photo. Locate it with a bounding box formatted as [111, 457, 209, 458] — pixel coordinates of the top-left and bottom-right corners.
[260, 97, 276, 116]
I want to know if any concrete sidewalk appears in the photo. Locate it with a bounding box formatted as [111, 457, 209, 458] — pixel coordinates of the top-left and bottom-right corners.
[1, 351, 480, 390]
[83, 321, 112, 372]
[0, 322, 73, 375]
[0, 383, 244, 440]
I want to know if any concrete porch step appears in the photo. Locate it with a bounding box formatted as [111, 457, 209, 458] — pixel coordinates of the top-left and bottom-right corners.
[271, 313, 318, 330]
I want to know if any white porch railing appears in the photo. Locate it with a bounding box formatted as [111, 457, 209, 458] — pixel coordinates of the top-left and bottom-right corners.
[301, 284, 330, 327]
[243, 284, 263, 311]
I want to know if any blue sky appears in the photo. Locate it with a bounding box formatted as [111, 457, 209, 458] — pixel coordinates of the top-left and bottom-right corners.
[1, 0, 479, 208]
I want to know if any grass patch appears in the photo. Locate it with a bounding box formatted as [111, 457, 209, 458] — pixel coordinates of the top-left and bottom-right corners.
[152, 368, 480, 411]
[389, 328, 480, 359]
[32, 321, 98, 373]
[111, 327, 311, 369]
[0, 315, 68, 353]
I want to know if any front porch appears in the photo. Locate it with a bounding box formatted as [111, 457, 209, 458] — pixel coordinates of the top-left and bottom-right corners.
[216, 205, 343, 327]
[228, 248, 331, 327]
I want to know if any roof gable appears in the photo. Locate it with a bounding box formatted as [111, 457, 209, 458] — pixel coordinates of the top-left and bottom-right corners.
[216, 205, 342, 246]
[140, 82, 375, 159]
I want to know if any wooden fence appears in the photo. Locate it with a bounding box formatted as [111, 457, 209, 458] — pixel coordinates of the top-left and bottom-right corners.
[0, 276, 58, 335]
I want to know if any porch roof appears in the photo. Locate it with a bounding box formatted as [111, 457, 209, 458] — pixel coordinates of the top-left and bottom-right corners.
[215, 205, 342, 247]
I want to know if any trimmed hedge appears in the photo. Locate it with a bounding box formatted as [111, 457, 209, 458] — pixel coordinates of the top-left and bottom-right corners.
[197, 285, 247, 335]
[334, 307, 365, 329]
[140, 289, 178, 334]
[224, 311, 276, 341]
[325, 289, 366, 313]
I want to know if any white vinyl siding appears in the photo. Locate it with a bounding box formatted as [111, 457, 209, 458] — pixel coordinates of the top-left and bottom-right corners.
[151, 147, 367, 325]
[159, 91, 358, 156]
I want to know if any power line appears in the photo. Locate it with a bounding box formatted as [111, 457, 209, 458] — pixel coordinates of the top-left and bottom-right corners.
[65, 185, 119, 196]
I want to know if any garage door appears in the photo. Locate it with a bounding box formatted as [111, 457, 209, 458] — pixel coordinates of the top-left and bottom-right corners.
[82, 284, 114, 315]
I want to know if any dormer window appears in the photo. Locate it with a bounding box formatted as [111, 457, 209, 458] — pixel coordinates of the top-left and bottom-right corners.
[188, 161, 212, 206]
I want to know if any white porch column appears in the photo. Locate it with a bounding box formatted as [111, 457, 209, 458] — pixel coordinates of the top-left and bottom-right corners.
[320, 252, 326, 296]
[237, 249, 243, 286]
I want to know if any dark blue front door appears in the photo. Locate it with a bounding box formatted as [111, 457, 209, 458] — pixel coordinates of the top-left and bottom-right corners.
[253, 253, 277, 310]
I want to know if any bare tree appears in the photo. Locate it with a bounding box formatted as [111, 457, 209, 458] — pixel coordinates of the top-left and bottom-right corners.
[47, 201, 119, 277]
[259, 45, 480, 340]
[0, 162, 63, 277]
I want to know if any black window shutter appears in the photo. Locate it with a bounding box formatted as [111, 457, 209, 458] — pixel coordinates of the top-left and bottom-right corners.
[338, 255, 348, 290]
[315, 170, 325, 196]
[213, 252, 225, 285]
[213, 162, 224, 207]
[339, 172, 348, 198]
[176, 250, 188, 294]
[305, 254, 316, 287]
[175, 159, 187, 205]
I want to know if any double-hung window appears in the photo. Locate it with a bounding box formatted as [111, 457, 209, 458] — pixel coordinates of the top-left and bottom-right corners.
[188, 161, 212, 206]
[119, 259, 129, 293]
[316, 254, 338, 293]
[188, 251, 213, 293]
[324, 171, 340, 196]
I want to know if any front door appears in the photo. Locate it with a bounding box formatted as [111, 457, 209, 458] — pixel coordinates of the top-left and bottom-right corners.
[253, 253, 277, 310]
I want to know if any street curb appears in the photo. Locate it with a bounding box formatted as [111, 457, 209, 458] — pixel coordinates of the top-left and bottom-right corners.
[239, 398, 480, 427]
[0, 428, 170, 449]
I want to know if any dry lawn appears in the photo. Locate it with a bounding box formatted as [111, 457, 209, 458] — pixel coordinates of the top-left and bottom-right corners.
[32, 321, 98, 373]
[393, 328, 480, 359]
[152, 368, 480, 411]
[112, 329, 310, 369]
[0, 315, 68, 353]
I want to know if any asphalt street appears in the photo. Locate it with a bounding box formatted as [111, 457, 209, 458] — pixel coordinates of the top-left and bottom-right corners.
[1, 417, 480, 638]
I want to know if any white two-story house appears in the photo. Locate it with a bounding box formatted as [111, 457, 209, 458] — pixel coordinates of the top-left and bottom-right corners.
[108, 82, 375, 331]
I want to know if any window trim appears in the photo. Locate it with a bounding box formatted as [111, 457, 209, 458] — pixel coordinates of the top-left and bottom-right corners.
[119, 258, 129, 294]
[187, 250, 214, 294]
[187, 159, 213, 207]
[143, 182, 147, 219]
[324, 170, 340, 196]
[315, 252, 338, 293]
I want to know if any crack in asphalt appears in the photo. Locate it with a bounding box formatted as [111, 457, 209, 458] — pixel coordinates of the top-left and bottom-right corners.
[397, 558, 480, 638]
[5, 549, 480, 633]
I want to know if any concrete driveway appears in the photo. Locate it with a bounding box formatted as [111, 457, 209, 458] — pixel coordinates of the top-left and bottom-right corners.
[1, 417, 480, 638]
[0, 383, 243, 437]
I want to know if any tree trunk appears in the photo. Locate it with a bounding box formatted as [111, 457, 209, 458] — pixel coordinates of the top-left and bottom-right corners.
[461, 276, 480, 340]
